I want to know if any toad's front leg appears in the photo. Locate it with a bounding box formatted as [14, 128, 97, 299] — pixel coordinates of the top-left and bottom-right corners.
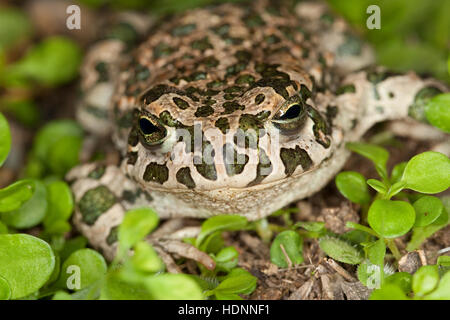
[66, 163, 215, 272]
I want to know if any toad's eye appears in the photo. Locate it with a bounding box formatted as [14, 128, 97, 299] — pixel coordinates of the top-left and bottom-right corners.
[138, 114, 167, 147]
[272, 96, 307, 132]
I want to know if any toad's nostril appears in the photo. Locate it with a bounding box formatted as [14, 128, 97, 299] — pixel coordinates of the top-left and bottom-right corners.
[139, 117, 159, 135]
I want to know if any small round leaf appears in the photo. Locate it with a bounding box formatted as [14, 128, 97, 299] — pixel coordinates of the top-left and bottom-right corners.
[59, 248, 107, 291]
[412, 265, 439, 296]
[425, 93, 450, 133]
[413, 196, 444, 227]
[270, 230, 304, 268]
[402, 151, 450, 194]
[335, 171, 371, 204]
[1, 179, 47, 229]
[0, 234, 55, 299]
[368, 200, 415, 238]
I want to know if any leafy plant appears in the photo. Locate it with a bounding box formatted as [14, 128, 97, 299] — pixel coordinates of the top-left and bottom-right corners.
[329, 142, 449, 292]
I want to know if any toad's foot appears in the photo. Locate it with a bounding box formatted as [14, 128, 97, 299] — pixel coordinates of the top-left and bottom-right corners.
[66, 163, 215, 272]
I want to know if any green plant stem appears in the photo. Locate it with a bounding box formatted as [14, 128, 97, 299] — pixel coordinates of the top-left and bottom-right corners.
[385, 238, 401, 261]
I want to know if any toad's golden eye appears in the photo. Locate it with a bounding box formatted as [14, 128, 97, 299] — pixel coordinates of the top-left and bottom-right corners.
[138, 113, 168, 147]
[271, 95, 307, 132]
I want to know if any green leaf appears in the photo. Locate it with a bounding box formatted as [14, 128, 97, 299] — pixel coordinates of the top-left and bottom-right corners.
[7, 37, 82, 86]
[425, 93, 450, 133]
[368, 200, 416, 238]
[0, 179, 34, 212]
[346, 142, 389, 180]
[413, 196, 444, 227]
[318, 236, 363, 265]
[385, 272, 412, 294]
[357, 260, 382, 288]
[386, 181, 407, 199]
[59, 236, 88, 262]
[214, 246, 239, 272]
[100, 270, 152, 300]
[367, 179, 388, 194]
[407, 208, 448, 251]
[366, 238, 386, 267]
[412, 265, 439, 296]
[0, 8, 31, 51]
[118, 207, 159, 257]
[0, 275, 11, 300]
[0, 112, 11, 167]
[424, 271, 450, 300]
[270, 230, 304, 268]
[390, 162, 407, 183]
[437, 255, 450, 267]
[131, 241, 164, 273]
[145, 274, 204, 300]
[401, 151, 450, 194]
[47, 136, 83, 176]
[34, 120, 83, 161]
[213, 273, 257, 296]
[43, 180, 74, 232]
[52, 291, 72, 300]
[0, 234, 55, 299]
[196, 215, 248, 247]
[370, 284, 409, 300]
[0, 221, 7, 235]
[59, 248, 107, 291]
[335, 171, 371, 204]
[293, 221, 325, 232]
[1, 179, 48, 229]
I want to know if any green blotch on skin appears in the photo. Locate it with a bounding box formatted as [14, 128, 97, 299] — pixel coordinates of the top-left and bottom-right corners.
[84, 105, 109, 119]
[191, 37, 213, 51]
[207, 79, 226, 88]
[141, 84, 184, 104]
[186, 71, 207, 82]
[128, 128, 139, 146]
[235, 50, 252, 62]
[159, 110, 182, 128]
[280, 146, 312, 176]
[235, 74, 255, 85]
[173, 97, 190, 110]
[215, 117, 230, 134]
[236, 114, 265, 149]
[408, 86, 442, 123]
[195, 105, 214, 117]
[337, 33, 362, 56]
[106, 226, 118, 245]
[122, 189, 137, 204]
[202, 98, 216, 106]
[106, 22, 139, 46]
[326, 105, 338, 126]
[127, 151, 138, 165]
[88, 165, 106, 179]
[222, 101, 245, 114]
[255, 94, 265, 105]
[336, 84, 356, 95]
[95, 62, 109, 82]
[224, 86, 244, 94]
[265, 34, 281, 44]
[224, 93, 237, 100]
[79, 186, 117, 226]
[202, 56, 219, 68]
[153, 42, 174, 58]
[306, 105, 331, 148]
[171, 23, 196, 36]
[223, 144, 249, 176]
[244, 12, 265, 27]
[135, 64, 150, 81]
[143, 162, 169, 184]
[211, 24, 230, 36]
[176, 167, 196, 189]
[247, 148, 273, 187]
